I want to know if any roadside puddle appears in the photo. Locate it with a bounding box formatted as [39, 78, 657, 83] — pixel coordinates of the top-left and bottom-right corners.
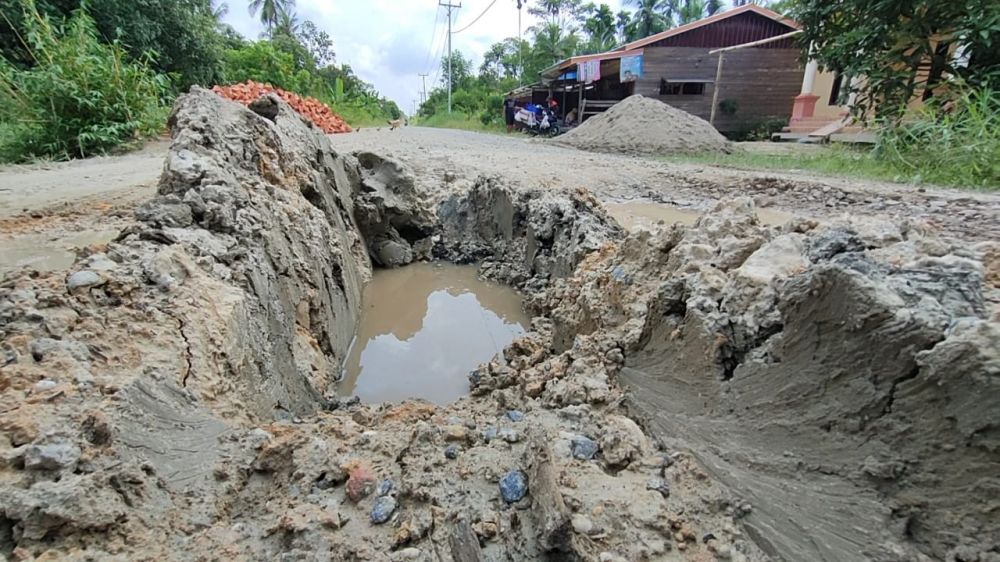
[0, 229, 119, 273]
[339, 262, 530, 405]
[605, 201, 795, 231]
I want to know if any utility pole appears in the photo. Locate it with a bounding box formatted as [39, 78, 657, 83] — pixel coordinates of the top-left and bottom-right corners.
[439, 0, 461, 113]
[418, 73, 429, 105]
[516, 0, 523, 86]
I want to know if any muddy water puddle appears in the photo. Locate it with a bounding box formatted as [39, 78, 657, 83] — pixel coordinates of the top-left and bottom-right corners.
[339, 262, 530, 405]
[0, 229, 119, 273]
[606, 201, 795, 231]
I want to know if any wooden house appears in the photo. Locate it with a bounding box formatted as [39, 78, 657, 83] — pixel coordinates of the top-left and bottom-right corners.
[540, 4, 805, 134]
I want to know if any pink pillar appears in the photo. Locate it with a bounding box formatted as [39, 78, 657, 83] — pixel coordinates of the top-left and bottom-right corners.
[791, 93, 820, 121]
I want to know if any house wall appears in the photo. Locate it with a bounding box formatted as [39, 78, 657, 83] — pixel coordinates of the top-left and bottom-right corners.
[634, 46, 803, 132]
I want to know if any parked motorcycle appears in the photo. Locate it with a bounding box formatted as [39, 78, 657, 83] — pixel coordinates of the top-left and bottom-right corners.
[514, 104, 562, 137]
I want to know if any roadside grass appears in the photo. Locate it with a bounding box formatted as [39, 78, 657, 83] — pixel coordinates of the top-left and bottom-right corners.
[665, 145, 907, 184]
[668, 140, 998, 191]
[413, 112, 504, 134]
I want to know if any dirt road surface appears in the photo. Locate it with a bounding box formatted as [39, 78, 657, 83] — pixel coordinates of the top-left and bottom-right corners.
[2, 128, 997, 275]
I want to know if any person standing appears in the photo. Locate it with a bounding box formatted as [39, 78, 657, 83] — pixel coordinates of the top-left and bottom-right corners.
[504, 95, 517, 133]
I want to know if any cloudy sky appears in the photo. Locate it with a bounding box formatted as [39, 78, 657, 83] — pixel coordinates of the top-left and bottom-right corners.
[222, 0, 632, 114]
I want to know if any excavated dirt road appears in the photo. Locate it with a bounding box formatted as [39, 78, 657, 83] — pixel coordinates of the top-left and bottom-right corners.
[0, 104, 998, 562]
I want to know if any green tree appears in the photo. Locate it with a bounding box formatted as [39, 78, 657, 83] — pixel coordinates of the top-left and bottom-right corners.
[791, 0, 1000, 121]
[580, 3, 617, 53]
[677, 0, 707, 24]
[248, 0, 294, 32]
[0, 1, 168, 161]
[223, 40, 305, 91]
[440, 50, 473, 88]
[531, 22, 579, 68]
[0, 0, 227, 90]
[625, 0, 669, 38]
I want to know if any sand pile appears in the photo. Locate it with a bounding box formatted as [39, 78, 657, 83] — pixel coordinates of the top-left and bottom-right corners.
[212, 80, 353, 133]
[558, 94, 730, 155]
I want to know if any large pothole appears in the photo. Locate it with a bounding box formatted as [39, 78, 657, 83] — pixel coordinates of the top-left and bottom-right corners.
[1, 87, 996, 562]
[338, 262, 529, 405]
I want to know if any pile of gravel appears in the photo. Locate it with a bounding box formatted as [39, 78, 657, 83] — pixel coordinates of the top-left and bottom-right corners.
[557, 94, 731, 155]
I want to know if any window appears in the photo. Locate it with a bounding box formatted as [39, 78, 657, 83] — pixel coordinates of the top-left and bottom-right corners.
[659, 79, 707, 95]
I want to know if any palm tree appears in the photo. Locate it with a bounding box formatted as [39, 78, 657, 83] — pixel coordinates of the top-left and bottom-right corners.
[248, 0, 295, 32]
[272, 10, 301, 37]
[625, 0, 668, 38]
[211, 1, 229, 19]
[677, 0, 707, 24]
[532, 22, 579, 66]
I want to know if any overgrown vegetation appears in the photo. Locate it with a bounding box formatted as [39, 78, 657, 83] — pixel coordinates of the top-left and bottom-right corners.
[877, 85, 999, 188]
[0, 0, 401, 163]
[790, 0, 1000, 123]
[672, 86, 999, 189]
[0, 2, 169, 162]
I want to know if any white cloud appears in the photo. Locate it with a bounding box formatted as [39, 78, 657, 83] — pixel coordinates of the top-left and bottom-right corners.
[223, 0, 634, 113]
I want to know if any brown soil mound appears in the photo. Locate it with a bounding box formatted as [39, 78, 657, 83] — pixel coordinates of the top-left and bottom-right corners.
[212, 80, 353, 134]
[558, 94, 730, 155]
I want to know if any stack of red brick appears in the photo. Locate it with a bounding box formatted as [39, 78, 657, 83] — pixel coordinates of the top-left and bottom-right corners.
[211, 81, 353, 134]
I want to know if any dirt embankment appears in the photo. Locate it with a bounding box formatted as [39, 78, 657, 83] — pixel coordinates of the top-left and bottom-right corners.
[0, 88, 997, 562]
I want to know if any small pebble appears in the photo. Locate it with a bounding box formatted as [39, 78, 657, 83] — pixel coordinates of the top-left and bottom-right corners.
[499, 470, 528, 503]
[482, 426, 498, 443]
[506, 410, 524, 422]
[66, 270, 102, 290]
[571, 436, 599, 460]
[444, 445, 460, 459]
[32, 379, 58, 392]
[376, 478, 393, 497]
[370, 496, 397, 524]
[646, 478, 670, 498]
[498, 427, 520, 443]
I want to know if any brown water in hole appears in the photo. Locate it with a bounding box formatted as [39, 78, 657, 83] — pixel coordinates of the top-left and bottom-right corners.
[605, 201, 795, 231]
[0, 229, 119, 273]
[338, 262, 530, 405]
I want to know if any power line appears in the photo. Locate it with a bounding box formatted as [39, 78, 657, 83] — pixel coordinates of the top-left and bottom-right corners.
[453, 0, 497, 34]
[422, 6, 442, 74]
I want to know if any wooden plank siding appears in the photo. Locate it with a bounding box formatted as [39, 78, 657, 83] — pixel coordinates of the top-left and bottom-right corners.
[635, 47, 803, 132]
[645, 11, 797, 49]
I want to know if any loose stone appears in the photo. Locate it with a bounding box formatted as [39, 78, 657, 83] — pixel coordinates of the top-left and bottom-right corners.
[499, 469, 528, 503]
[571, 436, 599, 460]
[371, 496, 397, 524]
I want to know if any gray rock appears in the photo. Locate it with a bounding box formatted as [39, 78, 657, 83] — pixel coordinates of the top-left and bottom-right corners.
[444, 445, 460, 459]
[29, 338, 91, 362]
[24, 441, 81, 471]
[136, 199, 194, 227]
[370, 496, 397, 524]
[66, 270, 103, 291]
[646, 477, 670, 498]
[506, 410, 525, 422]
[571, 436, 599, 460]
[374, 239, 414, 267]
[499, 469, 528, 503]
[482, 426, 499, 443]
[498, 427, 521, 443]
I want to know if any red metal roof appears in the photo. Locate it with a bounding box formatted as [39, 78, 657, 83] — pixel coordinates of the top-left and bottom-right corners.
[621, 4, 799, 51]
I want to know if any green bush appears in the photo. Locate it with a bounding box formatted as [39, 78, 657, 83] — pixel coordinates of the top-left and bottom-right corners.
[222, 41, 305, 92]
[0, 2, 169, 162]
[877, 86, 999, 189]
